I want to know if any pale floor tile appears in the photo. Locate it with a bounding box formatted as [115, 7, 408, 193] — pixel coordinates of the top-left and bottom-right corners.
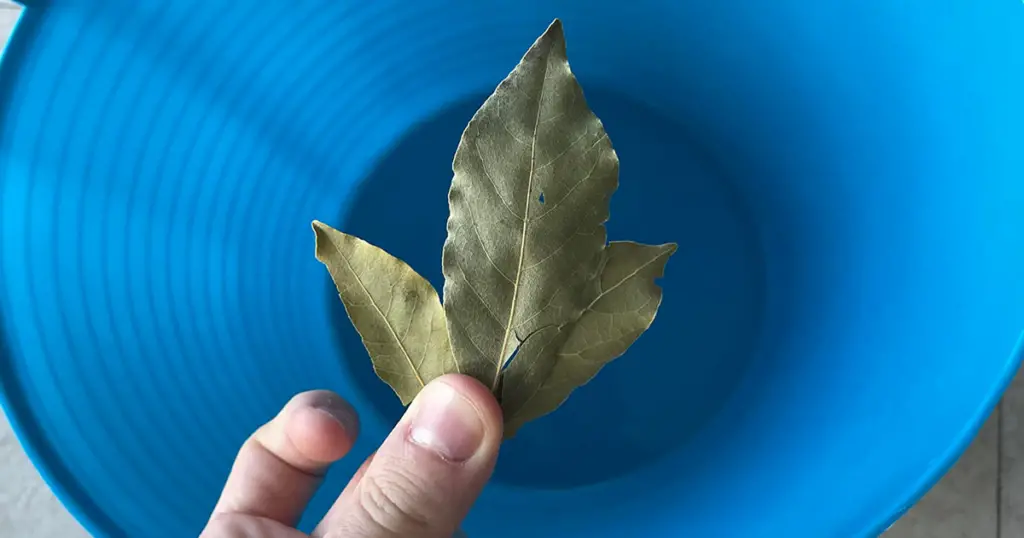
[0, 5, 17, 43]
[0, 415, 89, 537]
[0, 5, 17, 18]
[0, 3, 85, 536]
[883, 407, 1000, 538]
[1000, 368, 1024, 536]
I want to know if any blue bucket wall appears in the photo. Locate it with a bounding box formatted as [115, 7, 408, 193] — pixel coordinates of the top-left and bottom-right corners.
[0, 1, 1022, 537]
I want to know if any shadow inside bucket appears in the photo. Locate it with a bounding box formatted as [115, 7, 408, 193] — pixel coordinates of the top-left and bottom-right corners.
[332, 88, 766, 489]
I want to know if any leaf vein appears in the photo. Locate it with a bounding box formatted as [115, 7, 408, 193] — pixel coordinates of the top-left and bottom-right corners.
[496, 107, 531, 145]
[504, 329, 565, 415]
[415, 306, 432, 371]
[532, 134, 608, 222]
[454, 258, 506, 328]
[336, 249, 425, 388]
[451, 316, 491, 366]
[517, 283, 566, 328]
[523, 224, 586, 273]
[401, 295, 420, 343]
[584, 251, 671, 311]
[494, 45, 551, 390]
[464, 198, 516, 285]
[537, 89, 578, 125]
[475, 146, 526, 223]
[536, 127, 591, 171]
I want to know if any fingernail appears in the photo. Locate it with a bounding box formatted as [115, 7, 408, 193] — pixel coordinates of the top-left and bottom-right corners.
[408, 381, 484, 462]
[311, 393, 360, 437]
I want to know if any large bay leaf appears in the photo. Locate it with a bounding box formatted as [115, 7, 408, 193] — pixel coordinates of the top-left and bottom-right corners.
[501, 241, 676, 437]
[313, 220, 456, 405]
[442, 19, 619, 391]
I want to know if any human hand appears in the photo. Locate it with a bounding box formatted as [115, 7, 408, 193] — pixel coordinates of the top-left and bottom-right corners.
[199, 374, 502, 538]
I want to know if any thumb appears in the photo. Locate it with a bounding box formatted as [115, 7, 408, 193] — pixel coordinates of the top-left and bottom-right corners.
[313, 375, 502, 538]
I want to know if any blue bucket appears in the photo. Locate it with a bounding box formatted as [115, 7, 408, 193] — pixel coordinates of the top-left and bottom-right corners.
[2, 1, 1023, 536]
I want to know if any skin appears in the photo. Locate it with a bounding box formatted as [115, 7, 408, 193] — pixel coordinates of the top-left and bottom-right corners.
[200, 374, 503, 538]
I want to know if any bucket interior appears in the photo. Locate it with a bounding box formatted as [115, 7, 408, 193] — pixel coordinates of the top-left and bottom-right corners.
[1, 1, 1023, 537]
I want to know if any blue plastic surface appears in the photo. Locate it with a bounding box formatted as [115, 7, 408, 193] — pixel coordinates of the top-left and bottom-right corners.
[1, 1, 1023, 536]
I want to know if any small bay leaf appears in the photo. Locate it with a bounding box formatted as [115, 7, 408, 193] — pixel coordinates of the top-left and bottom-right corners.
[501, 241, 677, 437]
[313, 220, 456, 405]
[442, 18, 619, 392]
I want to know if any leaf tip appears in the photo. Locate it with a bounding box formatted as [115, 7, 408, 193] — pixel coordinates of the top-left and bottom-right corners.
[658, 243, 680, 277]
[546, 17, 564, 35]
[311, 220, 340, 263]
[532, 18, 566, 52]
[311, 219, 330, 237]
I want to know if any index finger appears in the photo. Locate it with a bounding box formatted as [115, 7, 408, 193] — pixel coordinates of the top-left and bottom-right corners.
[208, 390, 360, 527]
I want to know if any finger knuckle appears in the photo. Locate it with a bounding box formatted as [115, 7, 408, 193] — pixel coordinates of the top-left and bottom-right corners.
[358, 467, 437, 535]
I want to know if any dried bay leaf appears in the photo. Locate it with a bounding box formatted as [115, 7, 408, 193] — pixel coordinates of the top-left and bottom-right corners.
[313, 18, 676, 446]
[442, 19, 618, 392]
[501, 241, 676, 437]
[312, 220, 456, 405]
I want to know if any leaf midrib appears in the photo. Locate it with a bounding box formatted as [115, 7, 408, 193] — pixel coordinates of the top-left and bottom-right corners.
[583, 248, 672, 312]
[338, 247, 426, 388]
[494, 52, 552, 391]
[505, 251, 669, 419]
